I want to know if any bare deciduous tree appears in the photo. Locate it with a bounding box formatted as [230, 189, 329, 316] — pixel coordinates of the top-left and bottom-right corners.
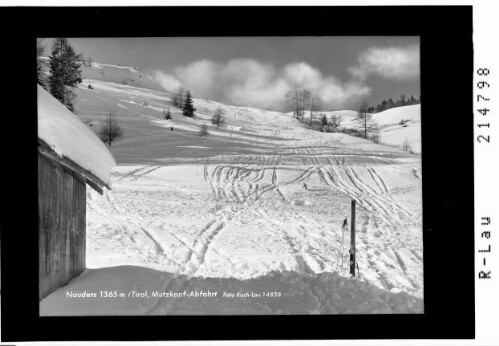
[211, 107, 226, 129]
[330, 115, 343, 132]
[99, 112, 123, 147]
[308, 94, 321, 126]
[402, 138, 412, 152]
[300, 89, 311, 123]
[370, 124, 380, 143]
[353, 102, 377, 139]
[286, 86, 310, 121]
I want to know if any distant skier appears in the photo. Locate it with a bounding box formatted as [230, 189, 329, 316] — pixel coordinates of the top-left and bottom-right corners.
[302, 183, 308, 190]
[171, 127, 174, 131]
[341, 218, 348, 229]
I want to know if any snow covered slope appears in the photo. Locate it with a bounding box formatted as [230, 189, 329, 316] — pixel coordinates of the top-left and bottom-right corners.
[38, 85, 116, 186]
[81, 62, 165, 93]
[373, 104, 421, 126]
[308, 105, 422, 153]
[40, 61, 423, 314]
[373, 105, 421, 154]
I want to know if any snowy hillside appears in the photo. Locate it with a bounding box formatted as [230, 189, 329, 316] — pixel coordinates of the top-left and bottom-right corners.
[372, 105, 421, 154]
[40, 60, 423, 314]
[299, 105, 421, 154]
[80, 62, 166, 92]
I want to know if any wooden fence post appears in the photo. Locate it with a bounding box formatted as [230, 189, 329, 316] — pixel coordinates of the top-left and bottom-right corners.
[350, 199, 356, 277]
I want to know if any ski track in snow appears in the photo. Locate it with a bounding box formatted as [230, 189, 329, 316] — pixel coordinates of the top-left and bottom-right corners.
[88, 135, 422, 299]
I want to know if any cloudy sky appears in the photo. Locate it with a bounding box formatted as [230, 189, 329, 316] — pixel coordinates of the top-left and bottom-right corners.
[68, 37, 420, 111]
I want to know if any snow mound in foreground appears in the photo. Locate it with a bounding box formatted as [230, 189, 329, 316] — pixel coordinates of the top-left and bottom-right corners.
[40, 265, 423, 315]
[37, 85, 116, 186]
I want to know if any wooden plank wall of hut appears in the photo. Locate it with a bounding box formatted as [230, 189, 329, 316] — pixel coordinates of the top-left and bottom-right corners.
[39, 153, 86, 301]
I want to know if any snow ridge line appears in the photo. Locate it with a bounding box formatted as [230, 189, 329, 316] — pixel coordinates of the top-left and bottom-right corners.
[147, 274, 177, 314]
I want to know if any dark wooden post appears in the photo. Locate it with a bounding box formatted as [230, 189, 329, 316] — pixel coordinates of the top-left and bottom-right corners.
[350, 199, 356, 277]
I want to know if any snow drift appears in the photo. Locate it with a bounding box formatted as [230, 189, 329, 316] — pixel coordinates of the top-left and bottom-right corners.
[40, 265, 423, 315]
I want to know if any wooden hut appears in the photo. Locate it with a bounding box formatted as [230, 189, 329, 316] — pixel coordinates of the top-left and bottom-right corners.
[38, 85, 116, 300]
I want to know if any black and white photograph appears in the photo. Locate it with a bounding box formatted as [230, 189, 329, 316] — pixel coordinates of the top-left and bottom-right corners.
[37, 36, 424, 316]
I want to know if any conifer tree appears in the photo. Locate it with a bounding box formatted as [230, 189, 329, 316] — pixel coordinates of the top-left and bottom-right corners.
[399, 94, 407, 106]
[182, 90, 196, 117]
[163, 107, 172, 120]
[48, 38, 83, 112]
[321, 114, 329, 132]
[99, 112, 123, 147]
[37, 39, 47, 89]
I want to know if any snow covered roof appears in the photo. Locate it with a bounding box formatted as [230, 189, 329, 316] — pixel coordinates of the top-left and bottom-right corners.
[37, 85, 116, 190]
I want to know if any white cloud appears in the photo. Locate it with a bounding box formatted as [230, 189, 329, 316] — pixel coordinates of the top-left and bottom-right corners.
[154, 59, 373, 110]
[349, 45, 420, 81]
[319, 79, 372, 107]
[153, 71, 181, 91]
[221, 59, 290, 110]
[174, 60, 221, 97]
[283, 62, 323, 91]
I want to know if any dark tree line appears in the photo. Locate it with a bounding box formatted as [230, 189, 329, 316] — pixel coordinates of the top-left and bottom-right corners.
[367, 94, 421, 113]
